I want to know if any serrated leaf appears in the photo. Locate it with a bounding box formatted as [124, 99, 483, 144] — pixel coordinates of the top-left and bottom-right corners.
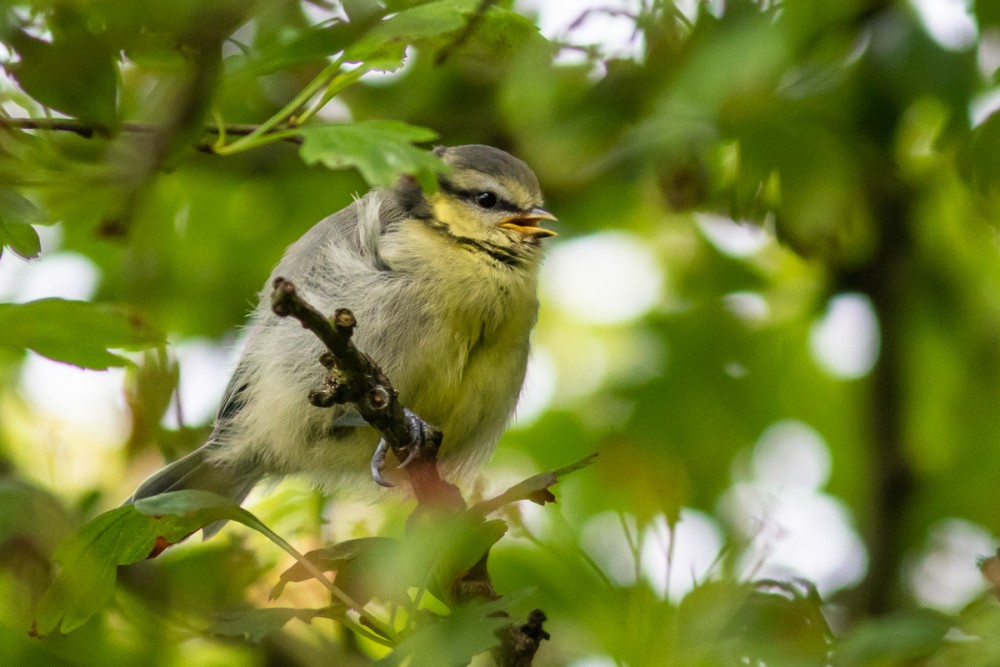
[212, 606, 344, 642]
[431, 518, 506, 603]
[0, 187, 47, 260]
[34, 490, 275, 635]
[0, 479, 74, 559]
[470, 453, 599, 517]
[9, 26, 118, 127]
[832, 610, 952, 666]
[0, 299, 164, 369]
[465, 6, 544, 55]
[376, 597, 510, 667]
[34, 503, 206, 635]
[346, 0, 481, 62]
[342, 0, 385, 25]
[271, 537, 402, 604]
[298, 121, 443, 190]
[0, 219, 40, 260]
[241, 21, 356, 75]
[397, 514, 509, 604]
[124, 350, 181, 450]
[273, 517, 506, 607]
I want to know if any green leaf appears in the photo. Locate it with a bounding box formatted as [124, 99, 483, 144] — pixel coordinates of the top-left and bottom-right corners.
[470, 453, 599, 517]
[397, 513, 508, 604]
[8, 25, 118, 127]
[34, 506, 151, 635]
[271, 537, 404, 604]
[274, 517, 506, 607]
[123, 350, 186, 456]
[346, 0, 481, 62]
[462, 6, 543, 57]
[963, 110, 1000, 195]
[342, 0, 386, 25]
[298, 121, 443, 190]
[0, 220, 40, 261]
[430, 518, 506, 602]
[0, 187, 47, 260]
[0, 299, 164, 369]
[977, 2, 1000, 30]
[832, 610, 952, 666]
[34, 490, 273, 635]
[376, 598, 510, 667]
[0, 479, 74, 560]
[240, 21, 357, 76]
[212, 606, 344, 643]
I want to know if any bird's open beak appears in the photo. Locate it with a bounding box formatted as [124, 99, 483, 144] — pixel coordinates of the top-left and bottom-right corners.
[499, 207, 558, 240]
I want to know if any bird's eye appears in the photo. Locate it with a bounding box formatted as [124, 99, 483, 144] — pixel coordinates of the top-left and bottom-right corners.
[474, 192, 498, 209]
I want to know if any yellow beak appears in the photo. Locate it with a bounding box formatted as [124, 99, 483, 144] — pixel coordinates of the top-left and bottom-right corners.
[499, 207, 558, 239]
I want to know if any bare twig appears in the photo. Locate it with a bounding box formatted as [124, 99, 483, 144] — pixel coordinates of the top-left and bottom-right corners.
[269, 277, 464, 509]
[0, 117, 304, 148]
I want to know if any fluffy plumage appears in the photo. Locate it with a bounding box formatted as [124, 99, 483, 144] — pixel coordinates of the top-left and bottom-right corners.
[129, 145, 555, 512]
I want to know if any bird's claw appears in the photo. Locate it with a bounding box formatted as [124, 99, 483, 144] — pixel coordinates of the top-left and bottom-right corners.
[398, 444, 421, 469]
[370, 438, 393, 487]
[369, 409, 430, 486]
[397, 410, 427, 470]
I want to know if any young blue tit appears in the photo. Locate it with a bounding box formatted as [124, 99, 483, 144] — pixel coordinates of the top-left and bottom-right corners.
[129, 145, 557, 519]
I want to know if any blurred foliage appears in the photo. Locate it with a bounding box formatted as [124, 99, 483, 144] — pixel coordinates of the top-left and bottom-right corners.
[3, 0, 1000, 664]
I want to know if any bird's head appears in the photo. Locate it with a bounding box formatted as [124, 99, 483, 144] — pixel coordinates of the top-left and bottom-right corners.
[393, 145, 557, 268]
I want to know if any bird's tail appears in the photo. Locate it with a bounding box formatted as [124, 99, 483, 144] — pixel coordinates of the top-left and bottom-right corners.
[127, 445, 258, 538]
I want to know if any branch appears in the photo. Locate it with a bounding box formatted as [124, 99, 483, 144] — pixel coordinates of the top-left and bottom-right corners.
[0, 117, 303, 148]
[269, 277, 464, 509]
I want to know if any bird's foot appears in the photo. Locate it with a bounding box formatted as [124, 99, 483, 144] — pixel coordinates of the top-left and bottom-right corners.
[369, 409, 430, 487]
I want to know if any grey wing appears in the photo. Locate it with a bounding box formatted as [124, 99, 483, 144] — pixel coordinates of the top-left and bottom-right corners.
[274, 191, 394, 280]
[213, 360, 366, 443]
[127, 195, 389, 527]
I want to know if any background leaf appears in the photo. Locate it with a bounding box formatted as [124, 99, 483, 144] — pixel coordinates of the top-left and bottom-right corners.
[8, 23, 118, 127]
[211, 606, 341, 643]
[35, 490, 278, 634]
[0, 187, 46, 260]
[0, 299, 163, 369]
[345, 0, 481, 62]
[375, 598, 511, 667]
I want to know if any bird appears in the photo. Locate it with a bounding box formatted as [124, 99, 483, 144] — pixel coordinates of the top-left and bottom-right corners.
[128, 144, 557, 520]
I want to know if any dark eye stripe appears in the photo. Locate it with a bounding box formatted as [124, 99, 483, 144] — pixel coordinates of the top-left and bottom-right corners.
[439, 179, 519, 212]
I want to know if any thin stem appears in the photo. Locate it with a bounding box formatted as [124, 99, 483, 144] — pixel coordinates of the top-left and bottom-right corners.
[666, 3, 694, 31]
[213, 58, 343, 155]
[256, 520, 399, 643]
[1, 58, 351, 155]
[618, 512, 642, 585]
[295, 66, 367, 126]
[663, 517, 676, 602]
[210, 107, 228, 151]
[519, 514, 616, 591]
[0, 116, 297, 142]
[407, 583, 429, 634]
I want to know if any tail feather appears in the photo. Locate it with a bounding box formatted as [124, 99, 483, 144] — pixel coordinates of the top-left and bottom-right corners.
[127, 445, 258, 538]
